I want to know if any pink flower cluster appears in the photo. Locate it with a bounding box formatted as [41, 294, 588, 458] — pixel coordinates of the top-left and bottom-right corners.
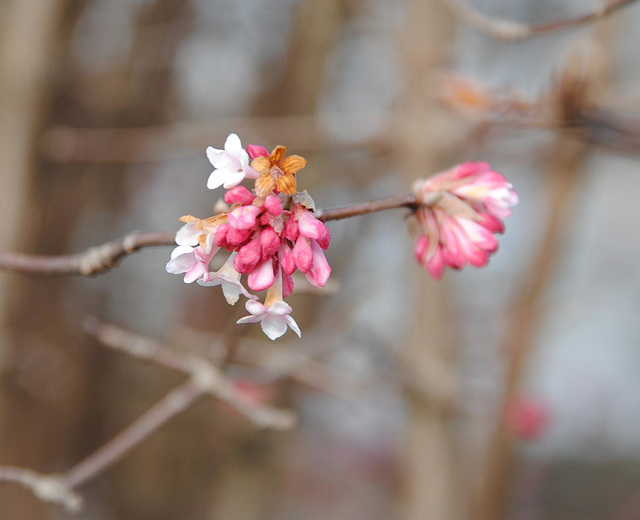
[412, 162, 518, 279]
[166, 134, 331, 340]
[216, 186, 331, 296]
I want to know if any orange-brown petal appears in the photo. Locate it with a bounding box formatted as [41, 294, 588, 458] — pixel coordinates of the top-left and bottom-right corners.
[203, 213, 227, 226]
[270, 145, 287, 164]
[275, 173, 297, 195]
[255, 173, 276, 198]
[251, 156, 271, 175]
[280, 155, 307, 175]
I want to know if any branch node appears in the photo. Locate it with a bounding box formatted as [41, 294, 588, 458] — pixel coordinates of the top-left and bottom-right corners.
[489, 20, 531, 40]
[189, 362, 222, 393]
[79, 245, 117, 276]
[32, 474, 83, 513]
[122, 233, 140, 254]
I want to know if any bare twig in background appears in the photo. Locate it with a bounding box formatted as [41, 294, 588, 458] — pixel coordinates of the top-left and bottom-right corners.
[41, 114, 391, 163]
[174, 326, 364, 400]
[0, 194, 421, 277]
[63, 379, 205, 489]
[84, 318, 296, 430]
[440, 0, 638, 40]
[0, 467, 82, 512]
[0, 318, 298, 510]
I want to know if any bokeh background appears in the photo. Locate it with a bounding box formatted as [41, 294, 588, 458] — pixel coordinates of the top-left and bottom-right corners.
[1, 0, 640, 519]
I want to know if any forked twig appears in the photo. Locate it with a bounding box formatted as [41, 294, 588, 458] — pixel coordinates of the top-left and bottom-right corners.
[83, 318, 296, 431]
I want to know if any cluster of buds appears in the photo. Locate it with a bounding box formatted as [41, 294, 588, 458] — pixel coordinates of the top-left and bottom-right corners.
[411, 162, 518, 279]
[166, 133, 331, 340]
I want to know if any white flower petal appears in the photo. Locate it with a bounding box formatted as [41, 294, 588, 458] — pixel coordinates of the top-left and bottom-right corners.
[207, 170, 226, 190]
[260, 315, 288, 340]
[197, 276, 222, 288]
[220, 281, 241, 305]
[175, 222, 200, 247]
[222, 169, 247, 189]
[284, 315, 301, 338]
[237, 315, 263, 325]
[269, 301, 293, 316]
[170, 245, 194, 260]
[206, 146, 228, 168]
[224, 133, 243, 156]
[184, 264, 206, 284]
[246, 300, 268, 316]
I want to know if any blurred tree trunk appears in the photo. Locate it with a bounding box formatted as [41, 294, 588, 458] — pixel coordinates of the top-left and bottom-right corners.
[0, 0, 71, 519]
[396, 1, 460, 520]
[473, 24, 615, 520]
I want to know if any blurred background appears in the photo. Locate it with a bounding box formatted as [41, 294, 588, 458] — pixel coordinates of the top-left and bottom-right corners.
[1, 0, 640, 519]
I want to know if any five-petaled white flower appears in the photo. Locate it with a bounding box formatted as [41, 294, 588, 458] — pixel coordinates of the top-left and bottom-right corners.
[237, 300, 301, 341]
[206, 133, 259, 190]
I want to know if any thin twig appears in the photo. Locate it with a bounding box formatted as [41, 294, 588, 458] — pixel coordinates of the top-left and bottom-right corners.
[316, 192, 418, 221]
[64, 379, 204, 489]
[85, 318, 296, 430]
[173, 326, 365, 400]
[0, 467, 82, 512]
[0, 194, 420, 276]
[440, 0, 638, 40]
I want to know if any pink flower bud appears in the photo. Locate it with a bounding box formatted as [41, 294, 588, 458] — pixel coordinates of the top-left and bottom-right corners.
[292, 236, 313, 273]
[264, 195, 283, 216]
[316, 226, 331, 250]
[504, 398, 550, 441]
[215, 222, 230, 248]
[284, 219, 299, 242]
[224, 186, 256, 205]
[246, 144, 270, 160]
[477, 212, 505, 234]
[228, 205, 262, 230]
[282, 272, 294, 298]
[297, 210, 325, 239]
[305, 241, 331, 288]
[226, 227, 253, 246]
[425, 245, 444, 280]
[234, 239, 262, 274]
[415, 234, 429, 263]
[248, 259, 275, 291]
[259, 213, 271, 226]
[453, 161, 490, 179]
[260, 227, 280, 261]
[278, 242, 296, 276]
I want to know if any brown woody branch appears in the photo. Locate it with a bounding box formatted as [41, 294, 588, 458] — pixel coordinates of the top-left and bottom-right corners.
[0, 231, 175, 276]
[0, 194, 420, 277]
[441, 0, 638, 41]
